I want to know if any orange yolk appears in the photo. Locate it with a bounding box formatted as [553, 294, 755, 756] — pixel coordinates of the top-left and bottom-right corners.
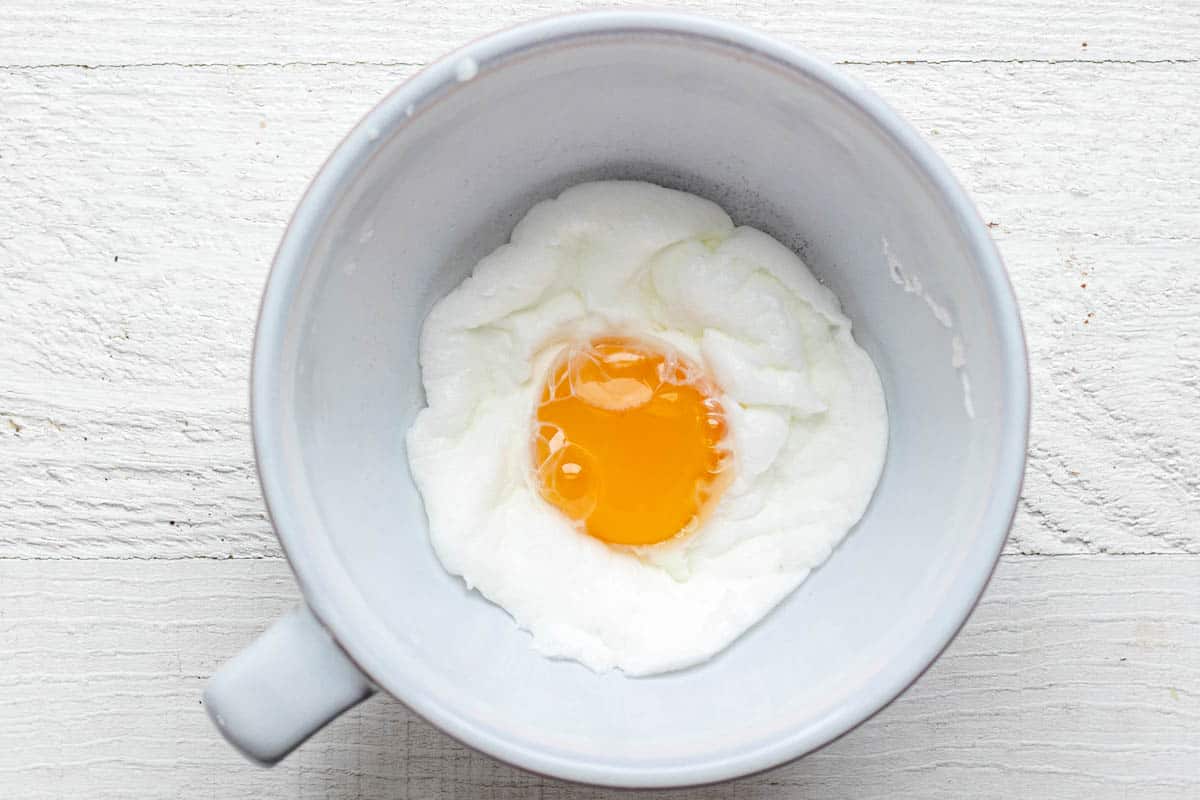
[532, 336, 732, 546]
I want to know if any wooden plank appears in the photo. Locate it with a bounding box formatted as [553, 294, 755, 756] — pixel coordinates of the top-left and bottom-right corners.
[2, 0, 1198, 68]
[0, 555, 1196, 798]
[2, 61, 1198, 557]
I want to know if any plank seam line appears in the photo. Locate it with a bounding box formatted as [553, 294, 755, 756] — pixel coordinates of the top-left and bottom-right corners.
[839, 57, 1197, 65]
[0, 554, 291, 562]
[0, 59, 425, 70]
[0, 57, 1196, 71]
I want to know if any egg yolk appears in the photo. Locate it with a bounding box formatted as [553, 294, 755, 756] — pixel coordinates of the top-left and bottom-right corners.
[532, 336, 732, 546]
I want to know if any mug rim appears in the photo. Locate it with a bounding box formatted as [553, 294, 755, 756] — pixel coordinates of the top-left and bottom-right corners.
[250, 10, 1031, 788]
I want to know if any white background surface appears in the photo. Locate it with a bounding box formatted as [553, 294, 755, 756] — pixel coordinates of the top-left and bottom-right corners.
[2, 1, 1198, 797]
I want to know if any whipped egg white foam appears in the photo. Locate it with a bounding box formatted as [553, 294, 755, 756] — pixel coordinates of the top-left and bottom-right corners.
[407, 181, 887, 675]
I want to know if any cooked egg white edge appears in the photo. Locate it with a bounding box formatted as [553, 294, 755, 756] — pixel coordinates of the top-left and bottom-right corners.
[407, 181, 888, 675]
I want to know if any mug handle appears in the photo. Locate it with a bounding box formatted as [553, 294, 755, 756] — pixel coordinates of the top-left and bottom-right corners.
[204, 605, 374, 764]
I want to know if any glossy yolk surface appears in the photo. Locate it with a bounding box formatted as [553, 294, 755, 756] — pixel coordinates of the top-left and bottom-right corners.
[532, 336, 732, 546]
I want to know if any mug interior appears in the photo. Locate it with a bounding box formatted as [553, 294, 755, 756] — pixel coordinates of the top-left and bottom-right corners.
[254, 14, 1027, 787]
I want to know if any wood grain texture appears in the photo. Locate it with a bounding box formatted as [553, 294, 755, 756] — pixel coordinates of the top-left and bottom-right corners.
[0, 555, 1196, 799]
[3, 61, 1199, 557]
[3, 0, 1199, 67]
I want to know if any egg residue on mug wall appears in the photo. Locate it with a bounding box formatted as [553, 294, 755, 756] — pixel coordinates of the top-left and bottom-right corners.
[406, 181, 887, 675]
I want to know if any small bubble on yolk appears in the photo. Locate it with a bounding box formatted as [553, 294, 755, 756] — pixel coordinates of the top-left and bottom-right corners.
[532, 336, 733, 546]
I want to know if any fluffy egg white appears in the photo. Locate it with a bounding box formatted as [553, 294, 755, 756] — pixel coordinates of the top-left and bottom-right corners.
[407, 181, 887, 675]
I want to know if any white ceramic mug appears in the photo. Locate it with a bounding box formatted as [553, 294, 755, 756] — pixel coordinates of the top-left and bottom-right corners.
[204, 11, 1029, 788]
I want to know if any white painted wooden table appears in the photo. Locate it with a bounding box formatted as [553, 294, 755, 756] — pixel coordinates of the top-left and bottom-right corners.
[2, 2, 1199, 797]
